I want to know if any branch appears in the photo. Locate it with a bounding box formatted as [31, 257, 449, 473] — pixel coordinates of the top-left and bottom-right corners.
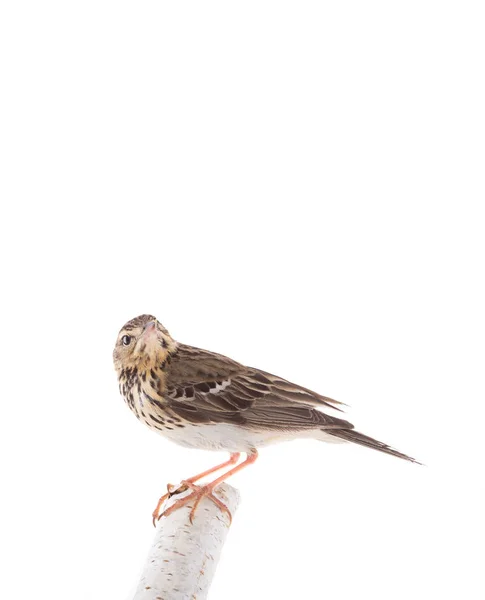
[132, 483, 241, 600]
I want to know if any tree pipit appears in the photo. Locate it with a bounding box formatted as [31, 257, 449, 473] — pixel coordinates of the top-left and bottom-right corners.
[113, 314, 418, 525]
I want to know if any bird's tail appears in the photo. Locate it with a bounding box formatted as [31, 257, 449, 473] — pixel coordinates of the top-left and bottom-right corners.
[323, 428, 421, 464]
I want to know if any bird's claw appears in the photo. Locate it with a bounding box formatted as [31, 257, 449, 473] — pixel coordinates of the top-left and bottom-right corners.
[151, 483, 175, 526]
[151, 480, 200, 526]
[167, 481, 191, 497]
[152, 482, 232, 526]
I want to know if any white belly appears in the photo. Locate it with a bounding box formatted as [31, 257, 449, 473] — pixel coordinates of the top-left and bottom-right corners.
[157, 422, 300, 453]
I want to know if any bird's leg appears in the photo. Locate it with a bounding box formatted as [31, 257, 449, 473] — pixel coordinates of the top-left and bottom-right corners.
[160, 451, 259, 525]
[183, 452, 241, 485]
[188, 450, 258, 523]
[152, 452, 241, 526]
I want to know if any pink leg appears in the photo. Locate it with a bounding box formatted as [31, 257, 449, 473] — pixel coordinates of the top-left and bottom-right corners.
[161, 451, 259, 525]
[152, 453, 241, 526]
[185, 452, 241, 484]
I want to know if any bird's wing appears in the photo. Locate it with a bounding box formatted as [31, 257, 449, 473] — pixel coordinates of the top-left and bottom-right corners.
[165, 344, 353, 430]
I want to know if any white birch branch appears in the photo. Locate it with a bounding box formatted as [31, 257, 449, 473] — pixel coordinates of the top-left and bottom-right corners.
[132, 483, 240, 600]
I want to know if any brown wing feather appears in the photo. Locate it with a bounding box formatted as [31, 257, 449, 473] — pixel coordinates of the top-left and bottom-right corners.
[165, 344, 352, 431]
[326, 429, 420, 463]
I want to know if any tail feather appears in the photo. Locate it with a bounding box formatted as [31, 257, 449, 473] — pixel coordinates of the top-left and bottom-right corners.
[326, 428, 421, 464]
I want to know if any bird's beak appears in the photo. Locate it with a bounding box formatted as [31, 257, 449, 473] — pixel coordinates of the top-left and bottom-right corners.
[134, 320, 159, 356]
[142, 320, 158, 338]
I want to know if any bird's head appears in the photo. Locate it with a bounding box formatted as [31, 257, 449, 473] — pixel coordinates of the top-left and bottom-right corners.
[113, 314, 177, 374]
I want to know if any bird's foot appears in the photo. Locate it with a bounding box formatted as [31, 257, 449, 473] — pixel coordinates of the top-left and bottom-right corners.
[153, 481, 232, 526]
[152, 482, 184, 527]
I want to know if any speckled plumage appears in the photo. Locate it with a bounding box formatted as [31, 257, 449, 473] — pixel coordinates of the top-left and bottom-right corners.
[114, 314, 417, 458]
[113, 314, 418, 523]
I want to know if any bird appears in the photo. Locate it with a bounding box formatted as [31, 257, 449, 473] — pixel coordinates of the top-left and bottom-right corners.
[113, 314, 418, 525]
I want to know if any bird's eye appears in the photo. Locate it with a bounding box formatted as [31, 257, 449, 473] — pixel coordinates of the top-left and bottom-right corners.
[121, 335, 132, 346]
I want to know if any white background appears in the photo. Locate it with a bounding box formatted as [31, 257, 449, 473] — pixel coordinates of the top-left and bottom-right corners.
[0, 2, 484, 599]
